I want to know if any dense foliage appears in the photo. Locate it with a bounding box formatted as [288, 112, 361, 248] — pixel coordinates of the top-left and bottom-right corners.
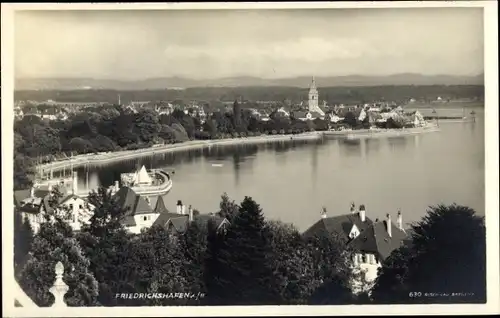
[14, 102, 340, 190]
[15, 85, 484, 105]
[14, 189, 486, 306]
[370, 204, 486, 304]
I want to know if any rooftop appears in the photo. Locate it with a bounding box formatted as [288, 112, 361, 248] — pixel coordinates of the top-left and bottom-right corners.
[348, 220, 409, 261]
[113, 186, 153, 216]
[303, 211, 374, 242]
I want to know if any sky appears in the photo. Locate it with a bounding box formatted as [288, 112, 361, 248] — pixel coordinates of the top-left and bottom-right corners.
[14, 8, 484, 80]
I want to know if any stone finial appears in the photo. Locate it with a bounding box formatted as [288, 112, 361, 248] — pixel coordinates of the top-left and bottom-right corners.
[49, 261, 69, 307]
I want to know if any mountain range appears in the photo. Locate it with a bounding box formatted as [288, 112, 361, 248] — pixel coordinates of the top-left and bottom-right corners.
[15, 73, 484, 90]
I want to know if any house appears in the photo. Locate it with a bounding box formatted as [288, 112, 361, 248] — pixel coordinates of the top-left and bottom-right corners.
[303, 203, 409, 294]
[348, 212, 408, 292]
[303, 203, 374, 242]
[57, 194, 95, 231]
[251, 109, 270, 122]
[406, 110, 426, 127]
[14, 188, 47, 234]
[112, 187, 159, 234]
[14, 107, 24, 119]
[123, 104, 138, 114]
[155, 103, 174, 116]
[14, 173, 95, 233]
[152, 197, 231, 235]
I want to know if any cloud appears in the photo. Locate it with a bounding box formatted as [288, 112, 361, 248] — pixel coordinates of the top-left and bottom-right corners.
[163, 37, 376, 64]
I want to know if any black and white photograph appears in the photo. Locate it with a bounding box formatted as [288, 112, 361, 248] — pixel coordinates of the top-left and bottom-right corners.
[2, 1, 499, 316]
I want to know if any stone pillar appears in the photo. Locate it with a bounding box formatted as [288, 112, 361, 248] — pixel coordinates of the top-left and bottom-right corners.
[49, 262, 69, 307]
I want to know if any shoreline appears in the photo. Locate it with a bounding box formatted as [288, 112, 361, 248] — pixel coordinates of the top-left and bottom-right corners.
[36, 125, 441, 172]
[37, 132, 323, 172]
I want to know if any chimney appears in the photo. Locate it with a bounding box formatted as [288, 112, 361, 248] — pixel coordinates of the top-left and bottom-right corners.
[176, 200, 183, 214]
[386, 213, 392, 237]
[359, 204, 366, 222]
[321, 207, 327, 219]
[397, 210, 403, 230]
[350, 202, 356, 214]
[30, 186, 35, 198]
[72, 171, 78, 195]
[188, 205, 193, 222]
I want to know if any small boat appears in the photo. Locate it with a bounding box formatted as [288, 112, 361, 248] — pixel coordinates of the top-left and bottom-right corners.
[211, 163, 224, 167]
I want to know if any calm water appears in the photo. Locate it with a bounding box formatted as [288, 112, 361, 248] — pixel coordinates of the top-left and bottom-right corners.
[72, 108, 484, 232]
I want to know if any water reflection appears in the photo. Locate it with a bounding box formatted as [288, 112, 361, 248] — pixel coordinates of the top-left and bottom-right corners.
[387, 136, 408, 151]
[340, 139, 362, 158]
[311, 143, 319, 187]
[233, 152, 241, 186]
[365, 138, 381, 157]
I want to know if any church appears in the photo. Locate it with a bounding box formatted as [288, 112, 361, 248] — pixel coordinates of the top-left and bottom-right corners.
[291, 77, 327, 121]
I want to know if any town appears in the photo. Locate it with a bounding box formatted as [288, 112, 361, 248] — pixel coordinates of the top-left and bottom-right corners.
[10, 4, 489, 312]
[13, 77, 485, 307]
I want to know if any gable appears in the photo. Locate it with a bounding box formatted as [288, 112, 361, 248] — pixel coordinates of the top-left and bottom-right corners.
[348, 224, 360, 239]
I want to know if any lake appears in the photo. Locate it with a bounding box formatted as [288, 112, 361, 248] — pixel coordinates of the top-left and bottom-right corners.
[73, 108, 484, 232]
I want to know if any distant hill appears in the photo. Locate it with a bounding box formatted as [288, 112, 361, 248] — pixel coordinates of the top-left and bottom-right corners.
[15, 73, 484, 90]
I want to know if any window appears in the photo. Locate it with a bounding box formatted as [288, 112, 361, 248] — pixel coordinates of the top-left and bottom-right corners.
[362, 254, 367, 263]
[144, 216, 147, 221]
[79, 205, 83, 209]
[69, 204, 73, 209]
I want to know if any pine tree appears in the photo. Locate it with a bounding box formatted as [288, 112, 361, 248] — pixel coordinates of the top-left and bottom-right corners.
[205, 196, 277, 305]
[18, 219, 99, 306]
[371, 204, 486, 304]
[218, 192, 239, 222]
[76, 186, 133, 306]
[179, 220, 208, 301]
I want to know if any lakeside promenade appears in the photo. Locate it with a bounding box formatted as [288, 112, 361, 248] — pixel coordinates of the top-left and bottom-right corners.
[37, 132, 323, 172]
[36, 124, 444, 173]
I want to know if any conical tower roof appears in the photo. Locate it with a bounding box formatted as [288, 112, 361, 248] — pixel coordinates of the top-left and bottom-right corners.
[154, 196, 170, 214]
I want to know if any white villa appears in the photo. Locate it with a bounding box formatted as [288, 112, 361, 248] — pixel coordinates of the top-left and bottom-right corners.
[304, 203, 410, 294]
[14, 172, 95, 233]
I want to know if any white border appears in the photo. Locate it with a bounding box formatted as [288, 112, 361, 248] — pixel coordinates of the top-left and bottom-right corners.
[2, 2, 498, 316]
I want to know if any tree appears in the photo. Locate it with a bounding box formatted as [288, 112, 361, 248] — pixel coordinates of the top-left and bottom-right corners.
[205, 197, 278, 305]
[179, 221, 209, 302]
[217, 192, 239, 222]
[202, 119, 218, 138]
[343, 111, 358, 128]
[264, 220, 318, 304]
[84, 187, 128, 238]
[14, 211, 34, 271]
[305, 233, 356, 304]
[69, 137, 94, 154]
[14, 153, 34, 190]
[371, 204, 486, 304]
[123, 226, 191, 306]
[17, 220, 99, 306]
